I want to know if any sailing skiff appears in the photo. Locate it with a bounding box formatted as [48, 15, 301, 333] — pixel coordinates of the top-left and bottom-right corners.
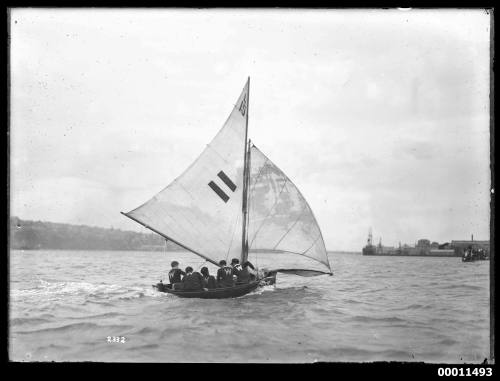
[122, 78, 332, 299]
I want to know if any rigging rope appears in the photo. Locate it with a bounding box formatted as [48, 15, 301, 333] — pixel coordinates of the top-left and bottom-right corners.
[248, 158, 269, 198]
[159, 238, 168, 282]
[272, 202, 307, 250]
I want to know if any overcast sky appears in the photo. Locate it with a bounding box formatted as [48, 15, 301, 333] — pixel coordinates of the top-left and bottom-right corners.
[10, 8, 491, 251]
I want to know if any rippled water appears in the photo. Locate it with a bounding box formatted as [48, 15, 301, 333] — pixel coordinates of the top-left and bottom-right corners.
[9, 250, 491, 363]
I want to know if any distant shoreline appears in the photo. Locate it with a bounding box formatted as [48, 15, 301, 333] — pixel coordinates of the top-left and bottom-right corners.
[9, 217, 356, 253]
[9, 248, 359, 254]
[9, 217, 180, 252]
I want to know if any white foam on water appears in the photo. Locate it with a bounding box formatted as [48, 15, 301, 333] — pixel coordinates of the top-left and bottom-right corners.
[9, 251, 490, 363]
[238, 284, 277, 298]
[11, 279, 169, 302]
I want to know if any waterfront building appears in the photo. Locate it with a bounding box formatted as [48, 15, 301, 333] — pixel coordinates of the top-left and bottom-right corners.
[450, 240, 490, 256]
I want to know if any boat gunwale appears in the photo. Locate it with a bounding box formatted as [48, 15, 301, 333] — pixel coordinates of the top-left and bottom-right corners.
[154, 279, 267, 299]
[160, 280, 260, 293]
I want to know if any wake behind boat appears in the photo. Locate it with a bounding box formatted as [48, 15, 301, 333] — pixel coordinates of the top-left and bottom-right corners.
[122, 78, 333, 299]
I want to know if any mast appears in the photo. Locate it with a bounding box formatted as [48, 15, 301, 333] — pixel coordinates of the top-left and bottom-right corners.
[242, 142, 251, 263]
[241, 76, 250, 264]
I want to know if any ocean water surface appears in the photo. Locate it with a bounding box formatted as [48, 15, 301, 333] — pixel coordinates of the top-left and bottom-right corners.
[9, 250, 491, 363]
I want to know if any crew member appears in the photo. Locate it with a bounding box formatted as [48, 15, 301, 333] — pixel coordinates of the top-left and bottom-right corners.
[236, 261, 256, 284]
[168, 261, 185, 289]
[181, 266, 205, 291]
[230, 258, 243, 278]
[217, 260, 234, 287]
[200, 267, 217, 289]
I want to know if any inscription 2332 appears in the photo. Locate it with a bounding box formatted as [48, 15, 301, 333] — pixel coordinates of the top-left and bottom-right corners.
[107, 336, 126, 343]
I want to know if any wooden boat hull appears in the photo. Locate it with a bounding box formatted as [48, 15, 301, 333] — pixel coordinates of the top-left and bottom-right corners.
[153, 274, 276, 299]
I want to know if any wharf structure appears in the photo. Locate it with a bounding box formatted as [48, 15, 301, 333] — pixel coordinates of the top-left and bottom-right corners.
[449, 239, 490, 256]
[362, 230, 490, 257]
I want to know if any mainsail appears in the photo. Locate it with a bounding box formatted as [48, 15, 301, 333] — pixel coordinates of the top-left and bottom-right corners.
[247, 145, 332, 275]
[123, 78, 332, 276]
[122, 80, 250, 266]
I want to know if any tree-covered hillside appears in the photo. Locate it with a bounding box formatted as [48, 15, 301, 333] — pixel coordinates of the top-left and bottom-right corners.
[9, 217, 184, 251]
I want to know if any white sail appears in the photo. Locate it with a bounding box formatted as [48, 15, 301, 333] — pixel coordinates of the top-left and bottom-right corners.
[247, 145, 332, 275]
[123, 80, 250, 266]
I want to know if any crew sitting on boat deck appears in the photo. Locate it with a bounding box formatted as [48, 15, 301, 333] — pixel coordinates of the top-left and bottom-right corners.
[230, 258, 243, 279]
[179, 266, 206, 291]
[236, 261, 257, 284]
[217, 260, 235, 288]
[168, 261, 186, 289]
[200, 266, 217, 289]
[168, 260, 258, 291]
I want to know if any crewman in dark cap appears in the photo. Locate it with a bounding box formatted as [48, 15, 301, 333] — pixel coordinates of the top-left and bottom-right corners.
[230, 258, 243, 279]
[181, 266, 204, 291]
[200, 267, 217, 290]
[236, 261, 257, 284]
[217, 260, 234, 287]
[168, 261, 185, 290]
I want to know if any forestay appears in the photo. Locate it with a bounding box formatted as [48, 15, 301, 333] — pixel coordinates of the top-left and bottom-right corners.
[123, 81, 250, 265]
[247, 145, 332, 275]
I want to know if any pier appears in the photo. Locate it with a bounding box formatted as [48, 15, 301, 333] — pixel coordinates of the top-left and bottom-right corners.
[362, 231, 490, 257]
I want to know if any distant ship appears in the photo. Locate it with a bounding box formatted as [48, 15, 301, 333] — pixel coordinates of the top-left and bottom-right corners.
[362, 229, 377, 255]
[362, 230, 490, 258]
